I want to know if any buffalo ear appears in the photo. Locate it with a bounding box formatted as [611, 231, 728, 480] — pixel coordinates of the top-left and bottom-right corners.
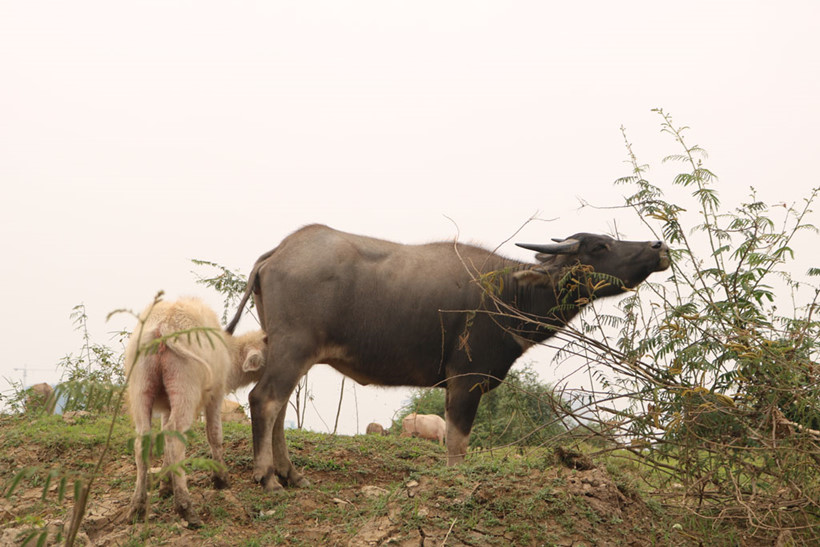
[513, 268, 552, 287]
[242, 349, 264, 373]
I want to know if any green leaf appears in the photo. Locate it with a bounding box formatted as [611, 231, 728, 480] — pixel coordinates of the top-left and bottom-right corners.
[5, 468, 31, 498]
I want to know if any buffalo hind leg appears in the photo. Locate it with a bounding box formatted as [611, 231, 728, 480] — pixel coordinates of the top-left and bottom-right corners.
[249, 384, 284, 491]
[272, 404, 310, 487]
[444, 379, 483, 465]
[249, 346, 311, 492]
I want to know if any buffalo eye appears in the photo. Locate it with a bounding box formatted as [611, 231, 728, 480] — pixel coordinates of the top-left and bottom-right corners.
[590, 242, 609, 254]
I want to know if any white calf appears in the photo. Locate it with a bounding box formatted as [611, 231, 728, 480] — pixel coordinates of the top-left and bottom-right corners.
[124, 297, 265, 527]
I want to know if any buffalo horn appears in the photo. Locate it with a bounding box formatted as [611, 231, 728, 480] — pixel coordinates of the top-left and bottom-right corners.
[515, 238, 580, 255]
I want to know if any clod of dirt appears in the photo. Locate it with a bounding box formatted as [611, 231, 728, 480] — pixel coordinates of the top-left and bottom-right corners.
[62, 411, 91, 425]
[555, 445, 596, 470]
[360, 485, 388, 498]
[566, 468, 629, 519]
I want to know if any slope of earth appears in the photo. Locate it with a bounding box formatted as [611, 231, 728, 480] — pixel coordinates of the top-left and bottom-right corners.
[1, 413, 689, 546]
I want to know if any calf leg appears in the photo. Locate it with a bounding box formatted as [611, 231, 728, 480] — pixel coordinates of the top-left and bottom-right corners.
[444, 379, 484, 465]
[157, 413, 172, 499]
[128, 396, 153, 522]
[163, 393, 201, 527]
[203, 394, 229, 490]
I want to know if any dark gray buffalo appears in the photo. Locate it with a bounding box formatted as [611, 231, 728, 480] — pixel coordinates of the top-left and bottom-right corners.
[225, 224, 669, 491]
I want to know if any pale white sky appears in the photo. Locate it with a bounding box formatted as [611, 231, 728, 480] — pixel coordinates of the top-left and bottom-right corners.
[2, 1, 818, 433]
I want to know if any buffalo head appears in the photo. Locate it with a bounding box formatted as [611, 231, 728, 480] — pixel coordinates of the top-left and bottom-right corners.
[515, 233, 670, 297]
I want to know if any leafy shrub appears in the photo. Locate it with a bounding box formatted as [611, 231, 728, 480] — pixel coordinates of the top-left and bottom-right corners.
[55, 304, 126, 414]
[550, 109, 820, 541]
[397, 364, 567, 448]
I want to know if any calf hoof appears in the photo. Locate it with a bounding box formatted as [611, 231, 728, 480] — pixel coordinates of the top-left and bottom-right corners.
[158, 480, 173, 499]
[127, 504, 146, 523]
[176, 501, 202, 529]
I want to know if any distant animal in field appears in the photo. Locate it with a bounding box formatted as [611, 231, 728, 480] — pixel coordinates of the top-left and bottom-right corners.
[125, 297, 266, 527]
[401, 413, 446, 445]
[225, 224, 669, 491]
[365, 422, 386, 435]
[219, 399, 250, 424]
[25, 382, 55, 414]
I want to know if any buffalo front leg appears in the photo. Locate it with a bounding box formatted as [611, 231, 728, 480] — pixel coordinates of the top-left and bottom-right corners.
[444, 380, 483, 465]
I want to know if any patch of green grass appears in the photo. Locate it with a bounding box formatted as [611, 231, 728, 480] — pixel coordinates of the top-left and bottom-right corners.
[242, 489, 292, 518]
[302, 501, 351, 524]
[209, 504, 231, 520]
[292, 455, 346, 472]
[108, 476, 128, 489]
[6, 412, 772, 546]
[0, 414, 133, 457]
[221, 419, 251, 438]
[578, 499, 604, 524]
[197, 524, 224, 539]
[238, 531, 290, 547]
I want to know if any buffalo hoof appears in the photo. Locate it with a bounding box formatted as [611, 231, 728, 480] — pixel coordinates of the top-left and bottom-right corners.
[276, 467, 310, 488]
[259, 473, 284, 492]
[279, 465, 310, 488]
[254, 465, 285, 492]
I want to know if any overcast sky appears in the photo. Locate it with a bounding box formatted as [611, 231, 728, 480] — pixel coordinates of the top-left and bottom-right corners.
[2, 1, 818, 433]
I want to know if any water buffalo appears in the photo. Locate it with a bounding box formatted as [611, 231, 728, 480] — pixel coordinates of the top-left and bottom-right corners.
[402, 413, 446, 444]
[225, 224, 669, 491]
[25, 383, 55, 414]
[365, 422, 386, 435]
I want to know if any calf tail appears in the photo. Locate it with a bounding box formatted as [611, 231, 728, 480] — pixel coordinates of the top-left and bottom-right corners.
[159, 325, 216, 391]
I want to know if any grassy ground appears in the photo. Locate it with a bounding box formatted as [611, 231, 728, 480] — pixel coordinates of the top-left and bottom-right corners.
[0, 413, 789, 546]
